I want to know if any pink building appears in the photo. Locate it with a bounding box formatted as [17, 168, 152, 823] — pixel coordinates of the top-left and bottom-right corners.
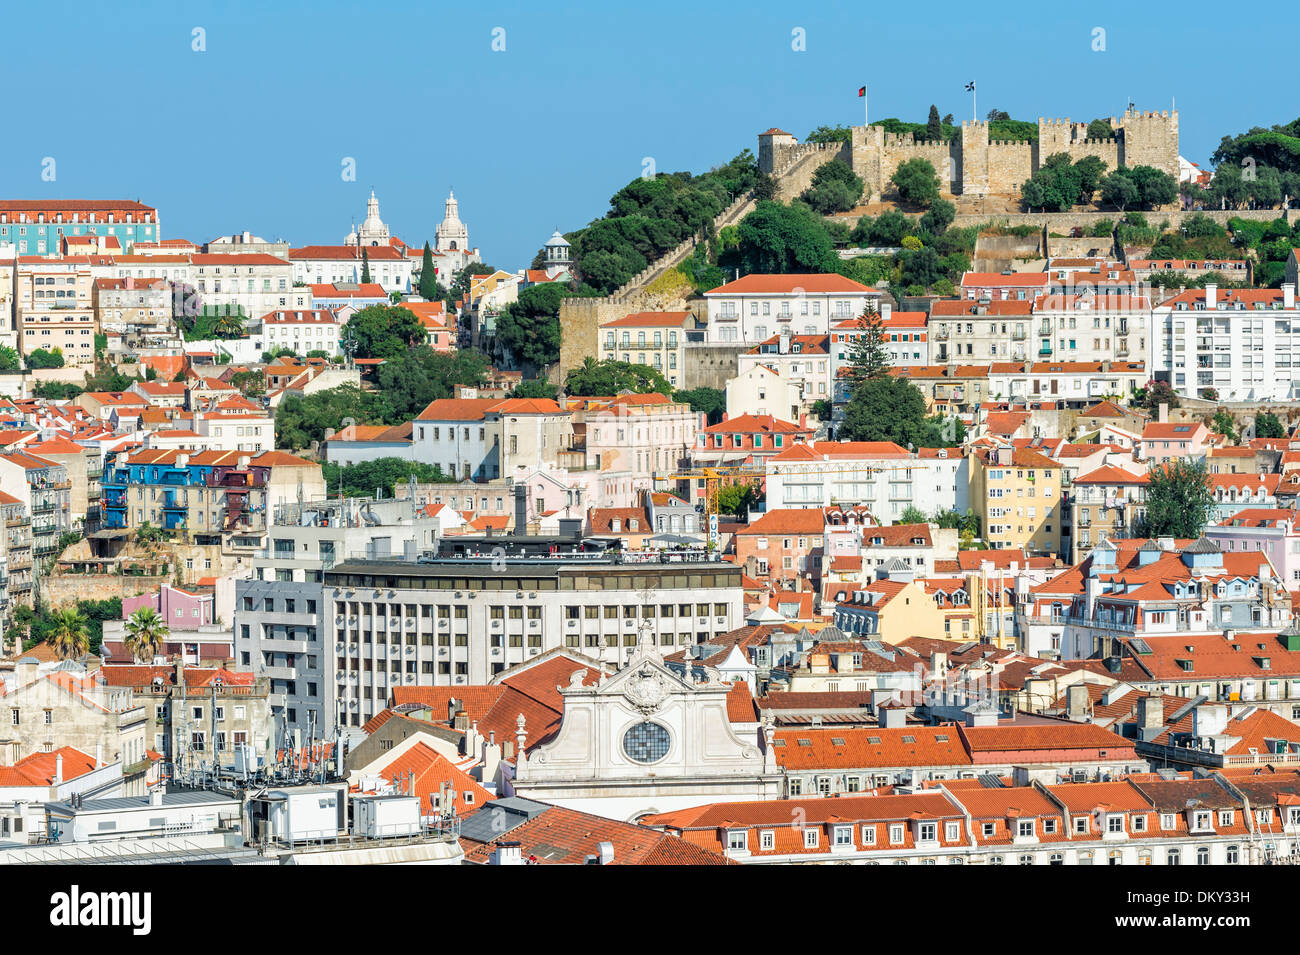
[1137, 421, 1210, 466]
[1205, 508, 1300, 588]
[123, 583, 213, 628]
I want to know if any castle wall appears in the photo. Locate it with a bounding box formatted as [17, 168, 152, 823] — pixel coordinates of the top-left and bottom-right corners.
[987, 140, 1036, 195]
[841, 110, 1177, 200]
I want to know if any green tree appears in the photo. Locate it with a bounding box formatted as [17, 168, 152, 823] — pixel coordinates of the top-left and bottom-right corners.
[322, 457, 459, 497]
[674, 387, 726, 425]
[919, 199, 955, 236]
[361, 248, 372, 285]
[1129, 165, 1179, 208]
[511, 378, 558, 400]
[49, 608, 90, 661]
[1210, 409, 1238, 442]
[565, 358, 672, 397]
[1086, 119, 1116, 140]
[806, 125, 853, 145]
[891, 158, 940, 208]
[1132, 378, 1180, 413]
[345, 305, 425, 360]
[496, 282, 600, 368]
[1100, 171, 1139, 211]
[374, 346, 490, 421]
[1140, 460, 1215, 539]
[715, 481, 760, 520]
[846, 308, 889, 386]
[800, 159, 865, 214]
[25, 348, 64, 369]
[122, 607, 169, 663]
[838, 378, 929, 445]
[811, 398, 833, 422]
[735, 201, 837, 274]
[136, 522, 164, 545]
[418, 242, 439, 300]
[230, 370, 265, 397]
[1254, 412, 1287, 439]
[0, 345, 18, 371]
[926, 104, 943, 142]
[275, 384, 388, 450]
[212, 310, 246, 338]
[898, 505, 927, 524]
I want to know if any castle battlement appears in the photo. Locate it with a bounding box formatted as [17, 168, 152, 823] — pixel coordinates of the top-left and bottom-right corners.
[769, 102, 1179, 202]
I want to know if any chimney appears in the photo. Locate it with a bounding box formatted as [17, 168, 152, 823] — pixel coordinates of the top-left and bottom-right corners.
[95, 742, 103, 768]
[881, 302, 892, 321]
[597, 841, 615, 864]
[878, 704, 907, 728]
[150, 786, 164, 807]
[1205, 283, 1217, 310]
[481, 732, 502, 787]
[1286, 283, 1296, 310]
[1065, 683, 1090, 720]
[929, 652, 947, 679]
[491, 841, 524, 865]
[513, 484, 529, 535]
[54, 753, 63, 784]
[778, 327, 791, 354]
[1137, 693, 1164, 741]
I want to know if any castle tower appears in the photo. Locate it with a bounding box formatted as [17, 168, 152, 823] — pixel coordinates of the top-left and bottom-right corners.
[757, 128, 797, 174]
[435, 189, 469, 253]
[1119, 110, 1180, 181]
[960, 121, 990, 196]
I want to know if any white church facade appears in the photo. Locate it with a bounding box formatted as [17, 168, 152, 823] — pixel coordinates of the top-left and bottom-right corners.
[508, 635, 782, 821]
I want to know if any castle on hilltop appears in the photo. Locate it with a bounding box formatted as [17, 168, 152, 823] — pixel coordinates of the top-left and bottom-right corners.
[758, 110, 1179, 199]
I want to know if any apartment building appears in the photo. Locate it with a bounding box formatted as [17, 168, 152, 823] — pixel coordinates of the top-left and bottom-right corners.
[0, 451, 71, 563]
[320, 537, 744, 729]
[763, 441, 968, 518]
[736, 332, 832, 417]
[257, 308, 341, 357]
[598, 312, 692, 387]
[1070, 465, 1149, 562]
[412, 397, 572, 482]
[0, 199, 159, 256]
[969, 444, 1062, 556]
[705, 274, 880, 345]
[14, 257, 96, 366]
[1155, 284, 1300, 401]
[289, 245, 412, 295]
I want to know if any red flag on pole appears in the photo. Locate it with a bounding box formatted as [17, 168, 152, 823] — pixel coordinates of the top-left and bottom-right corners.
[858, 86, 866, 97]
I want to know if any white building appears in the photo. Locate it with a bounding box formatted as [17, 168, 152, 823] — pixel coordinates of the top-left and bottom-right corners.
[257, 308, 341, 357]
[764, 442, 969, 518]
[705, 274, 880, 345]
[1155, 284, 1300, 401]
[289, 245, 412, 295]
[735, 331, 832, 418]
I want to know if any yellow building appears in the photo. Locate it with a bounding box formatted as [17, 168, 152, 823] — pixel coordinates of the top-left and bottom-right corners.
[970, 444, 1062, 556]
[828, 578, 947, 645]
[599, 311, 692, 388]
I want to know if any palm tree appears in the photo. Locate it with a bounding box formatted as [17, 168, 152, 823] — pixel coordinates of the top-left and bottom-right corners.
[123, 607, 169, 664]
[49, 608, 90, 661]
[213, 311, 245, 338]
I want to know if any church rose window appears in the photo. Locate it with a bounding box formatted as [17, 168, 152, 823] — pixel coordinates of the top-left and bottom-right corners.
[623, 721, 671, 764]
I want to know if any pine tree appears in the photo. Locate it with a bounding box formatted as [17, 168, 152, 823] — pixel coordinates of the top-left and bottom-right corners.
[927, 104, 943, 141]
[361, 247, 372, 285]
[846, 303, 889, 389]
[418, 242, 438, 300]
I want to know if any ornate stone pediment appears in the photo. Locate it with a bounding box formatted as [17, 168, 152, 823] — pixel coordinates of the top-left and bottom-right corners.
[623, 665, 671, 715]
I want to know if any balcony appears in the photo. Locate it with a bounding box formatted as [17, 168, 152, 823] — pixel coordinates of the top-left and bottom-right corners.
[1038, 345, 1053, 357]
[1011, 328, 1027, 340]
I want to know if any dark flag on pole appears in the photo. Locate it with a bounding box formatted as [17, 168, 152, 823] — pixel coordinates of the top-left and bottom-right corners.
[965, 81, 975, 92]
[858, 86, 866, 97]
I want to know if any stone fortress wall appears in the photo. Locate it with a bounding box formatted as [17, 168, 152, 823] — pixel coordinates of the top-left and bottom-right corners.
[762, 110, 1179, 200]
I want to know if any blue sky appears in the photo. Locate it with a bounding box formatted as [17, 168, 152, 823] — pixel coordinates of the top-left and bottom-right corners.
[6, 0, 1295, 269]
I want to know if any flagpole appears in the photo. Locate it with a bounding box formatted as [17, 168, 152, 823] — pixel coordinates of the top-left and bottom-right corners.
[972, 84, 977, 123]
[864, 84, 868, 127]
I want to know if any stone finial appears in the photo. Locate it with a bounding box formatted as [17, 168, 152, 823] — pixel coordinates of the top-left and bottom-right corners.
[515, 713, 527, 755]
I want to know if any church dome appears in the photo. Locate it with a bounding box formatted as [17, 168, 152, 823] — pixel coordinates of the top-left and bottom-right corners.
[544, 229, 570, 249]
